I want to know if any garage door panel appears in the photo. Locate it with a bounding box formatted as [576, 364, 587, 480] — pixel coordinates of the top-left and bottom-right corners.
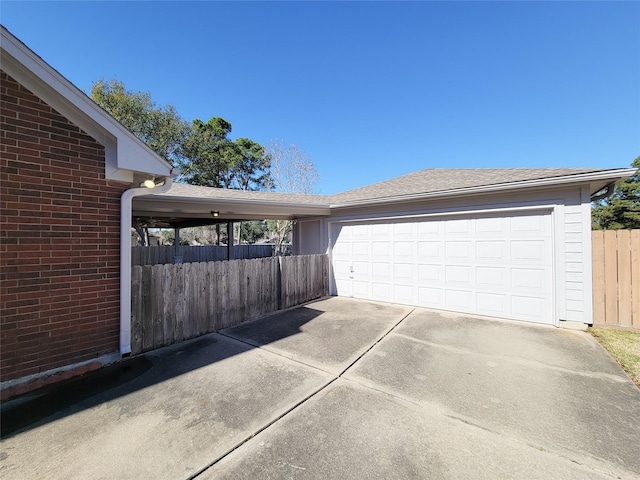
[372, 242, 391, 259]
[511, 215, 547, 236]
[476, 266, 507, 288]
[352, 224, 370, 238]
[445, 241, 472, 261]
[371, 223, 390, 237]
[334, 277, 352, 297]
[352, 241, 370, 258]
[393, 241, 414, 260]
[352, 280, 371, 298]
[372, 262, 391, 281]
[333, 241, 351, 258]
[445, 218, 473, 235]
[476, 241, 508, 263]
[331, 211, 553, 325]
[372, 282, 392, 301]
[394, 263, 416, 283]
[393, 222, 415, 237]
[445, 265, 473, 288]
[417, 221, 441, 236]
[394, 284, 415, 304]
[445, 289, 474, 311]
[418, 264, 442, 285]
[475, 217, 507, 236]
[418, 241, 442, 260]
[333, 259, 352, 278]
[510, 240, 548, 263]
[352, 261, 370, 276]
[418, 287, 443, 307]
[476, 292, 507, 315]
[511, 295, 548, 323]
[511, 268, 547, 291]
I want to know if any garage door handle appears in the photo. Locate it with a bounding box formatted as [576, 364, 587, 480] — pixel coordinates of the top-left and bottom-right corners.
[350, 266, 354, 273]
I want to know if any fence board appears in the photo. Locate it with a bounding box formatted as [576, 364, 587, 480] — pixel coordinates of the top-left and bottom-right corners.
[592, 231, 605, 324]
[617, 230, 632, 327]
[632, 232, 640, 329]
[603, 230, 619, 325]
[131, 255, 329, 353]
[163, 264, 177, 347]
[131, 266, 143, 355]
[174, 264, 185, 344]
[592, 230, 639, 331]
[141, 266, 154, 353]
[206, 262, 216, 333]
[152, 264, 165, 349]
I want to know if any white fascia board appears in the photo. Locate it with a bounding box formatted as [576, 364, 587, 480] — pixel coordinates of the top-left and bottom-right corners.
[329, 169, 638, 210]
[1, 27, 172, 180]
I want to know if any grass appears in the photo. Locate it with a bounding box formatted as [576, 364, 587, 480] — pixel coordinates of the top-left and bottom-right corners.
[589, 327, 640, 387]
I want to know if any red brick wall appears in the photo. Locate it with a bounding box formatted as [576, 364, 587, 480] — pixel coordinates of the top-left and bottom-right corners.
[0, 71, 130, 383]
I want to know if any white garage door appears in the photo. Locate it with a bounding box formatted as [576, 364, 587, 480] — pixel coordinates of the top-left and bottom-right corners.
[331, 211, 554, 324]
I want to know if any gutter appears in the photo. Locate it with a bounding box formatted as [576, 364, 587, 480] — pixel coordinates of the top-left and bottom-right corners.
[119, 171, 176, 356]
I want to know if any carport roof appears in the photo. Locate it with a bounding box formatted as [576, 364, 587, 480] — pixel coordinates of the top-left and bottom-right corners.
[133, 167, 635, 226]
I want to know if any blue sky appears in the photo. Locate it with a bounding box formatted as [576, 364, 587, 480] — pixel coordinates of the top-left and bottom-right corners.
[2, 1, 639, 194]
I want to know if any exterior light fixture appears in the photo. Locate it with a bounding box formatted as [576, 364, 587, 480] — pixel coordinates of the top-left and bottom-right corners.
[211, 210, 220, 217]
[142, 177, 156, 189]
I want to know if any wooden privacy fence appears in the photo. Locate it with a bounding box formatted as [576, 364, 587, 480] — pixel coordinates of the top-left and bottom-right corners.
[130, 254, 329, 355]
[592, 230, 639, 330]
[132, 244, 291, 266]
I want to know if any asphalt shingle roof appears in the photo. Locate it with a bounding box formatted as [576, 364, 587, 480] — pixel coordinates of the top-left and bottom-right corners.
[161, 168, 616, 206]
[162, 183, 331, 206]
[329, 168, 606, 204]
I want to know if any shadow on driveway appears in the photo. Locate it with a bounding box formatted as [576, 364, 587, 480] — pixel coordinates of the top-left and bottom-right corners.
[1, 305, 324, 437]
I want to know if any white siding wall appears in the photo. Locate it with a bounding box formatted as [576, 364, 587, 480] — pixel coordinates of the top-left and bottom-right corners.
[295, 219, 323, 255]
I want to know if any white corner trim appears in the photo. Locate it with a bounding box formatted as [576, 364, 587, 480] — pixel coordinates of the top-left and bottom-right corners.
[581, 185, 595, 325]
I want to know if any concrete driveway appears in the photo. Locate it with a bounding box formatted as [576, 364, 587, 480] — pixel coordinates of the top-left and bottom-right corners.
[2, 297, 639, 479]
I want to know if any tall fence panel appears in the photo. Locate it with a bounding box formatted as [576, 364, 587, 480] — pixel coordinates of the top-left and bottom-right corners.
[592, 230, 639, 330]
[130, 254, 329, 355]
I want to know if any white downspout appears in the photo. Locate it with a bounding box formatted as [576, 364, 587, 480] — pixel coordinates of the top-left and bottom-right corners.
[120, 175, 174, 356]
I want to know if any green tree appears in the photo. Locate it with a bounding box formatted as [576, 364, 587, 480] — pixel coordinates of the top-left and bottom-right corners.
[239, 220, 268, 244]
[230, 138, 271, 191]
[592, 156, 640, 230]
[178, 118, 271, 190]
[90, 79, 189, 164]
[179, 117, 235, 187]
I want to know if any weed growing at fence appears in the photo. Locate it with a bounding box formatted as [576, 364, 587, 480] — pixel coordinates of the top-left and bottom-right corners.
[589, 327, 640, 387]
